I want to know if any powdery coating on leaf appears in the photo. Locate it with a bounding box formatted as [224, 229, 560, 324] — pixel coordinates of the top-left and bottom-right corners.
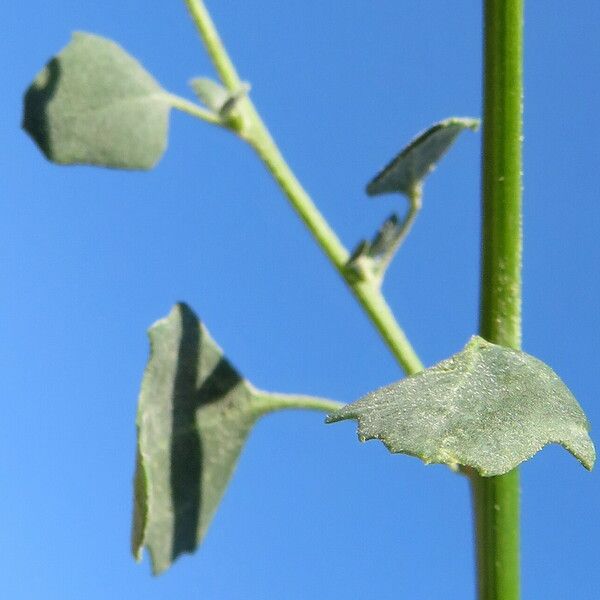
[327, 336, 595, 476]
[23, 32, 170, 169]
[132, 304, 262, 574]
[366, 117, 479, 198]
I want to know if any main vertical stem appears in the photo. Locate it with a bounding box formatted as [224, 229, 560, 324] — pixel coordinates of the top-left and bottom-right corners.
[472, 1, 523, 599]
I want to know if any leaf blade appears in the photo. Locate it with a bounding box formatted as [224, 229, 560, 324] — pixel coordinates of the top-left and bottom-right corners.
[23, 32, 170, 170]
[327, 336, 595, 476]
[366, 117, 479, 198]
[132, 304, 261, 574]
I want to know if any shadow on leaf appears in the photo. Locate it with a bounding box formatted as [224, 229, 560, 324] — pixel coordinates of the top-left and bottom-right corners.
[22, 58, 61, 160]
[133, 303, 258, 574]
[169, 305, 241, 560]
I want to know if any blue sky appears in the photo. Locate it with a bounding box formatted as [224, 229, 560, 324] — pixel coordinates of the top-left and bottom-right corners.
[3, 1, 599, 598]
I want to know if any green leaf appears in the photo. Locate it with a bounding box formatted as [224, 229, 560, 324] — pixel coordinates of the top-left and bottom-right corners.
[190, 77, 251, 119]
[346, 214, 403, 281]
[131, 303, 339, 574]
[23, 32, 170, 169]
[366, 117, 479, 198]
[368, 214, 402, 259]
[327, 336, 595, 476]
[189, 77, 230, 113]
[132, 303, 264, 574]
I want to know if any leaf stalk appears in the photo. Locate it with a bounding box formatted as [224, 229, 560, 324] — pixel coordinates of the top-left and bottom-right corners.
[253, 391, 344, 416]
[164, 92, 223, 126]
[374, 188, 421, 280]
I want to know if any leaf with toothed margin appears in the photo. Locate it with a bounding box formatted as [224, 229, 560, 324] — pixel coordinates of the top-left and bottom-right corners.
[366, 117, 479, 198]
[327, 336, 595, 476]
[133, 304, 268, 575]
[23, 32, 171, 169]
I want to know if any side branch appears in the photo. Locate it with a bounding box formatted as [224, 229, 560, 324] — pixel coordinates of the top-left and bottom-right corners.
[183, 0, 424, 376]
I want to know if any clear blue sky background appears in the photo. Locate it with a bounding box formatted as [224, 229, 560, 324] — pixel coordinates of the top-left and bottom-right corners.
[3, 2, 599, 598]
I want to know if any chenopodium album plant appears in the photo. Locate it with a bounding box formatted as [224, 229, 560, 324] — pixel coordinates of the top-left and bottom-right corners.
[22, 0, 594, 597]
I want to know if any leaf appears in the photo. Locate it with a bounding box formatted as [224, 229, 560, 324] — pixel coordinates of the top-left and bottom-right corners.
[346, 214, 402, 280]
[190, 77, 251, 118]
[327, 336, 595, 476]
[366, 117, 479, 198]
[132, 304, 340, 574]
[190, 77, 230, 113]
[368, 214, 403, 259]
[132, 304, 265, 574]
[23, 32, 171, 169]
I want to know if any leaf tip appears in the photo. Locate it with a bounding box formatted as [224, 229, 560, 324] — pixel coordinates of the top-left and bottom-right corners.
[564, 436, 596, 472]
[325, 405, 354, 425]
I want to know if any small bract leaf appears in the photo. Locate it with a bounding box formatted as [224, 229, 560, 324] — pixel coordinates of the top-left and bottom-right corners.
[368, 214, 402, 259]
[189, 77, 229, 113]
[23, 32, 170, 169]
[327, 336, 595, 476]
[366, 117, 479, 198]
[190, 78, 251, 119]
[219, 82, 251, 118]
[132, 304, 264, 574]
[347, 214, 403, 281]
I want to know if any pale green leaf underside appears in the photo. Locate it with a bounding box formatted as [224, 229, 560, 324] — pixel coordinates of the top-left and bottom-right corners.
[366, 117, 479, 198]
[132, 303, 262, 574]
[327, 336, 594, 476]
[190, 77, 251, 119]
[190, 77, 229, 113]
[132, 303, 338, 575]
[23, 32, 170, 169]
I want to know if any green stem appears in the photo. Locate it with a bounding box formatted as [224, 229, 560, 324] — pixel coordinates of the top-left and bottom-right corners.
[253, 391, 344, 417]
[376, 188, 421, 279]
[247, 113, 423, 375]
[163, 92, 222, 126]
[246, 120, 424, 375]
[471, 471, 520, 600]
[479, 5, 523, 350]
[244, 119, 350, 271]
[350, 280, 423, 374]
[472, 1, 523, 599]
[183, 0, 424, 377]
[183, 0, 242, 91]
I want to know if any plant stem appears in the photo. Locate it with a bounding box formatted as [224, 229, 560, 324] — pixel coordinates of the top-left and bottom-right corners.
[471, 471, 520, 600]
[163, 92, 222, 125]
[244, 120, 350, 271]
[183, 0, 242, 91]
[349, 280, 423, 374]
[376, 190, 421, 279]
[183, 0, 424, 376]
[472, 1, 523, 599]
[253, 391, 344, 417]
[247, 113, 424, 375]
[479, 3, 523, 350]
